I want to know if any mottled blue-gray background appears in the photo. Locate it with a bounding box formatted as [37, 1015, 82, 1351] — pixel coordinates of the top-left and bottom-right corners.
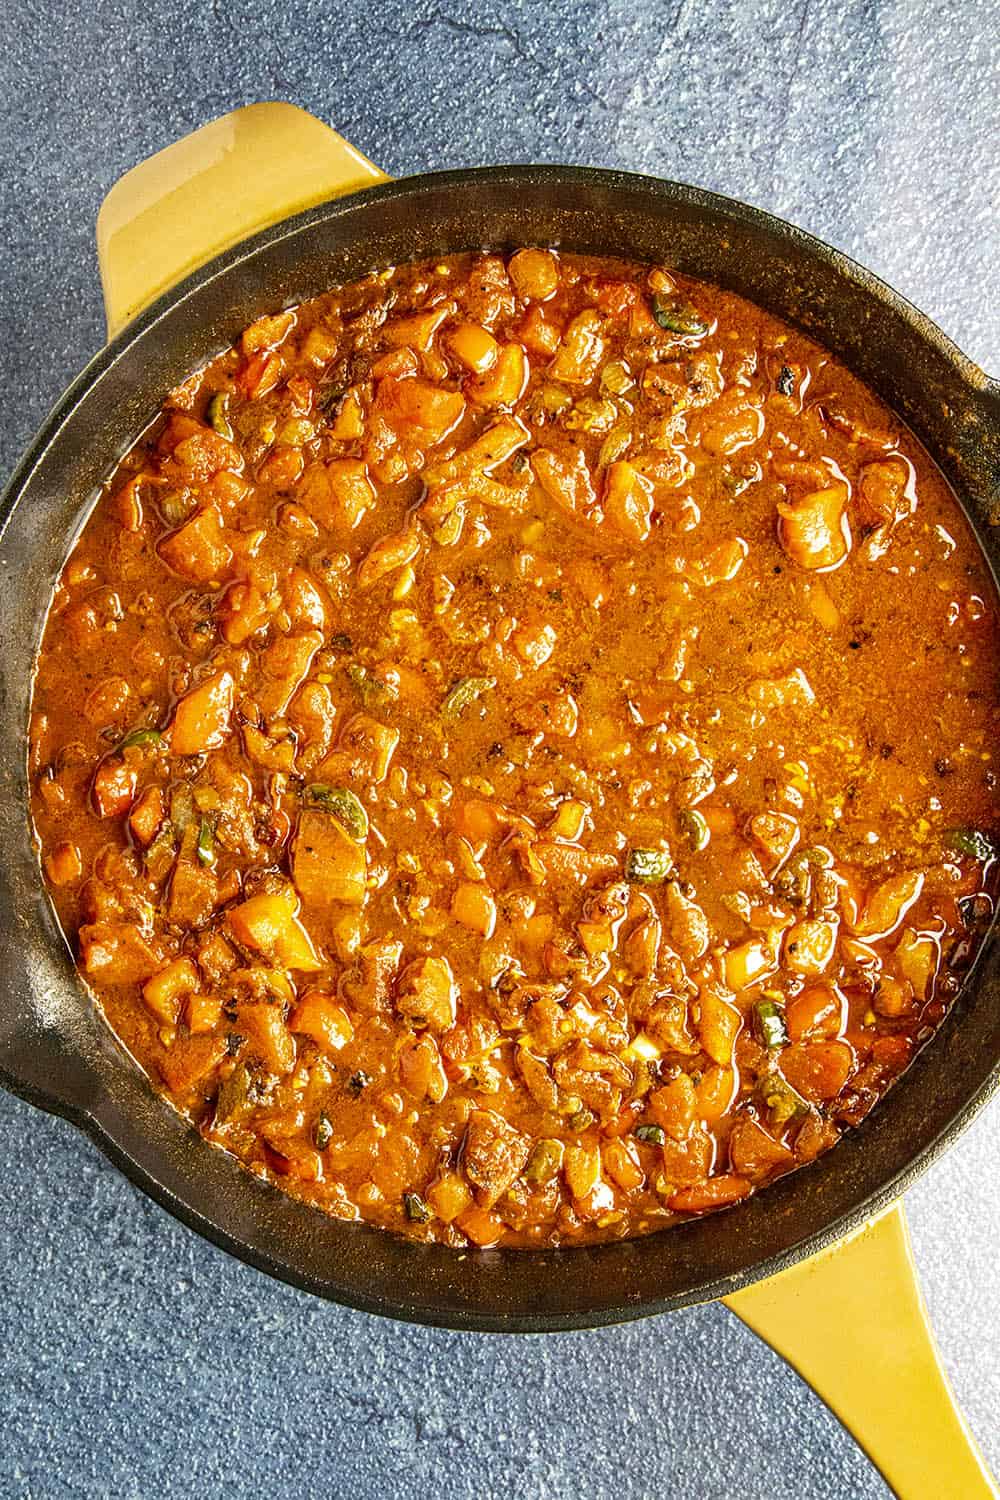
[1, 2, 997, 1496]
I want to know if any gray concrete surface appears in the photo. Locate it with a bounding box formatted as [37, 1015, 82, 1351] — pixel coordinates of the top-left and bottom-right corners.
[0, 1, 997, 1495]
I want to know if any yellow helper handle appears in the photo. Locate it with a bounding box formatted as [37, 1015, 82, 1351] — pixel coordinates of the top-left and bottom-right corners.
[725, 1203, 996, 1499]
[97, 101, 388, 336]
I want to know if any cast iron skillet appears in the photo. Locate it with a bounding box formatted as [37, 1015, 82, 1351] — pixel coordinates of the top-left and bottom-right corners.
[1, 167, 998, 1331]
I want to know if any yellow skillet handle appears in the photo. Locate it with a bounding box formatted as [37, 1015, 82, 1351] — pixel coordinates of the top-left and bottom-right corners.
[724, 1203, 996, 1499]
[96, 101, 388, 336]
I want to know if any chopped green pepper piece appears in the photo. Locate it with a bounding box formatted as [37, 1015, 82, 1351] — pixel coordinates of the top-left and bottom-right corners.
[678, 808, 710, 852]
[758, 1069, 808, 1127]
[206, 391, 234, 439]
[946, 827, 996, 862]
[403, 1191, 431, 1223]
[441, 676, 496, 720]
[625, 848, 673, 885]
[776, 364, 796, 397]
[957, 893, 993, 930]
[523, 1138, 564, 1185]
[773, 853, 811, 907]
[753, 998, 789, 1050]
[314, 1112, 333, 1150]
[346, 662, 394, 709]
[118, 728, 164, 752]
[214, 1062, 252, 1124]
[346, 1070, 372, 1097]
[319, 386, 347, 414]
[196, 816, 215, 867]
[633, 1123, 667, 1145]
[306, 784, 369, 842]
[568, 1107, 596, 1131]
[651, 295, 708, 337]
[144, 821, 177, 877]
[159, 489, 196, 527]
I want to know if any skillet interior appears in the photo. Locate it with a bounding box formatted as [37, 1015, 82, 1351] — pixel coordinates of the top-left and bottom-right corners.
[1, 166, 998, 1330]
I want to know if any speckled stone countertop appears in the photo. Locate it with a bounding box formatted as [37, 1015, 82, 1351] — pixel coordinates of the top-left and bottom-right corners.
[1, 3, 997, 1496]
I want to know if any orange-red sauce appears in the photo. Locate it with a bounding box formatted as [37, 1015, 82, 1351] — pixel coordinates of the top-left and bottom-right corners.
[29, 250, 999, 1247]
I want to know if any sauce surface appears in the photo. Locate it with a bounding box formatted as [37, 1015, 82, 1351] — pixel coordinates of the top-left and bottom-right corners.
[29, 250, 999, 1247]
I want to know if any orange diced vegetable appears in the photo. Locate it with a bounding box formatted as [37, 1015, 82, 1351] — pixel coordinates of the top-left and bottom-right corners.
[564, 1141, 602, 1200]
[185, 991, 223, 1034]
[142, 957, 199, 1025]
[168, 670, 234, 756]
[44, 840, 82, 886]
[452, 798, 508, 844]
[397, 956, 457, 1033]
[298, 459, 376, 531]
[79, 923, 159, 985]
[517, 305, 561, 356]
[241, 309, 295, 355]
[330, 390, 365, 439]
[218, 582, 269, 645]
[357, 527, 422, 590]
[894, 928, 939, 1001]
[427, 1172, 472, 1223]
[531, 445, 597, 518]
[603, 461, 654, 543]
[668, 1175, 752, 1214]
[158, 1034, 227, 1093]
[695, 984, 743, 1068]
[451, 881, 497, 937]
[255, 632, 323, 718]
[778, 482, 850, 571]
[239, 1001, 296, 1074]
[467, 343, 528, 408]
[786, 984, 845, 1041]
[508, 248, 559, 301]
[784, 919, 838, 975]
[293, 808, 367, 907]
[456, 1205, 504, 1246]
[695, 535, 749, 587]
[398, 1033, 449, 1102]
[129, 785, 164, 846]
[227, 882, 322, 972]
[290, 991, 355, 1055]
[729, 1118, 795, 1180]
[696, 1065, 737, 1124]
[723, 932, 780, 991]
[322, 713, 399, 785]
[780, 1040, 854, 1102]
[384, 305, 452, 351]
[448, 321, 499, 374]
[852, 870, 924, 940]
[548, 309, 604, 384]
[749, 811, 799, 866]
[649, 1075, 697, 1141]
[602, 1137, 644, 1192]
[512, 620, 556, 667]
[158, 506, 233, 583]
[91, 758, 137, 819]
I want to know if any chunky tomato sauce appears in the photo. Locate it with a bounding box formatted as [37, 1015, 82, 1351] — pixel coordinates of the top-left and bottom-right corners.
[29, 250, 999, 1247]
